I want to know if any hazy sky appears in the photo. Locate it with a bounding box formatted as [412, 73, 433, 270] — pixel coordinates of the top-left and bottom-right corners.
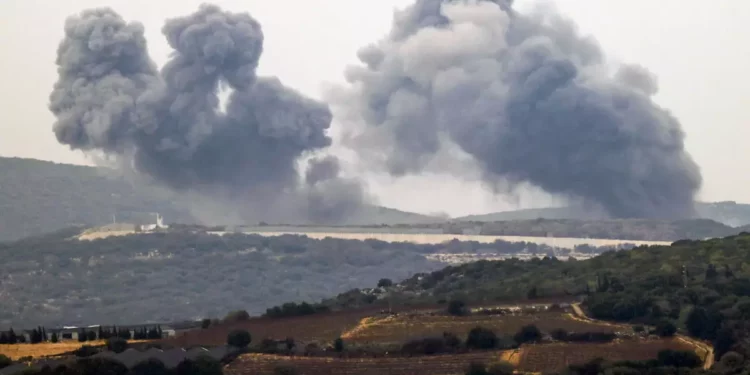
[1, 0, 748, 216]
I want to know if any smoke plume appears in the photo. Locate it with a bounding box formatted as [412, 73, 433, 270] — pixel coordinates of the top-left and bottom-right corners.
[50, 4, 366, 223]
[331, 0, 702, 219]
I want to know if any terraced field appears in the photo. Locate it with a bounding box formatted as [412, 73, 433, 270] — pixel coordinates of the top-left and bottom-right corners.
[516, 340, 696, 372]
[225, 352, 507, 375]
[343, 312, 619, 344]
[164, 309, 379, 347]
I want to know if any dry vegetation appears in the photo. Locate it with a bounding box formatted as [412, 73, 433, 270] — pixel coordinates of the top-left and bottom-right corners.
[0, 341, 107, 360]
[342, 312, 618, 344]
[516, 340, 696, 372]
[163, 309, 380, 347]
[225, 351, 507, 375]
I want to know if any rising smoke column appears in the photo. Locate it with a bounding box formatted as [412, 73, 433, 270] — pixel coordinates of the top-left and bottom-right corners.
[334, 0, 702, 219]
[50, 4, 366, 223]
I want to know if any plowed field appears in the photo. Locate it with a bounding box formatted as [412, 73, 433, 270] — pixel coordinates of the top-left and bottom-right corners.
[343, 312, 618, 344]
[517, 340, 696, 372]
[225, 351, 506, 375]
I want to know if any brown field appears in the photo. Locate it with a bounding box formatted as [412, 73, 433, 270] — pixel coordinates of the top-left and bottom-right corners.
[163, 309, 384, 347]
[225, 351, 506, 375]
[516, 340, 696, 372]
[0, 341, 107, 360]
[343, 312, 618, 344]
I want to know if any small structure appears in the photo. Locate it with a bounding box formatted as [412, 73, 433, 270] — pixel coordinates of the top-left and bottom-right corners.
[139, 213, 168, 232]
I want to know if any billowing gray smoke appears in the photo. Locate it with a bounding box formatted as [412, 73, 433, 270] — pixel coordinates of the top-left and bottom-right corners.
[334, 0, 702, 218]
[50, 4, 366, 223]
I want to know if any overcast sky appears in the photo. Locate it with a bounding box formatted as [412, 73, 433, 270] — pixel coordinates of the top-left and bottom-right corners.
[0, 0, 748, 216]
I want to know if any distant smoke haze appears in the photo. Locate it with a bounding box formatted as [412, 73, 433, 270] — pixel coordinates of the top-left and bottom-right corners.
[328, 0, 702, 219]
[49, 4, 367, 224]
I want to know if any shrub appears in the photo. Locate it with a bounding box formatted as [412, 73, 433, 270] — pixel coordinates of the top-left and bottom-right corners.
[223, 310, 250, 323]
[201, 319, 211, 329]
[653, 320, 677, 337]
[466, 327, 498, 349]
[377, 278, 393, 288]
[107, 337, 128, 353]
[174, 356, 222, 375]
[227, 329, 252, 348]
[513, 325, 542, 344]
[486, 360, 514, 375]
[633, 325, 645, 333]
[74, 345, 99, 358]
[657, 349, 702, 368]
[401, 337, 446, 355]
[334, 337, 345, 352]
[0, 354, 11, 369]
[131, 358, 169, 375]
[448, 300, 468, 316]
[50, 333, 58, 343]
[466, 362, 488, 375]
[443, 332, 461, 349]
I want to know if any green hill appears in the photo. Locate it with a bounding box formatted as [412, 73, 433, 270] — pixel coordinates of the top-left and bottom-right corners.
[0, 157, 439, 242]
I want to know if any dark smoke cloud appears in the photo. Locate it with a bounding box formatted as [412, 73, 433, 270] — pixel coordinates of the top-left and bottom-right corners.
[333, 0, 702, 219]
[50, 4, 366, 223]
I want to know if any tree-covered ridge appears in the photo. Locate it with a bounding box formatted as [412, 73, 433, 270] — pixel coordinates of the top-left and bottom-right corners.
[0, 228, 624, 327]
[319, 233, 750, 369]
[0, 156, 442, 243]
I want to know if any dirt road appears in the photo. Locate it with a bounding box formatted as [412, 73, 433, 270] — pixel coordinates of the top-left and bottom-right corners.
[570, 303, 714, 370]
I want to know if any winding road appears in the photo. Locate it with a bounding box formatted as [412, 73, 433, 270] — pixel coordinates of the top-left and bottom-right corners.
[570, 303, 715, 369]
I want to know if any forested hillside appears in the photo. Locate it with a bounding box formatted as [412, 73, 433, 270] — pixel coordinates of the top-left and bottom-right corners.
[0, 228, 622, 327]
[317, 233, 750, 366]
[0, 157, 438, 242]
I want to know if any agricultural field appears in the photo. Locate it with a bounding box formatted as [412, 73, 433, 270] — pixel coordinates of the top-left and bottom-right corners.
[0, 341, 107, 360]
[225, 351, 507, 375]
[164, 309, 379, 347]
[342, 311, 618, 344]
[516, 340, 696, 372]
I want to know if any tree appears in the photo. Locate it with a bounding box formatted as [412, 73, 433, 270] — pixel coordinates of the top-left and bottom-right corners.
[686, 307, 708, 338]
[107, 337, 128, 353]
[654, 320, 677, 337]
[377, 278, 393, 288]
[227, 329, 252, 348]
[284, 337, 296, 352]
[78, 329, 87, 342]
[466, 327, 498, 349]
[86, 330, 97, 341]
[513, 325, 542, 344]
[333, 337, 344, 352]
[448, 300, 467, 316]
[527, 286, 538, 299]
[50, 332, 58, 343]
[201, 319, 211, 329]
[8, 329, 17, 344]
[223, 310, 250, 323]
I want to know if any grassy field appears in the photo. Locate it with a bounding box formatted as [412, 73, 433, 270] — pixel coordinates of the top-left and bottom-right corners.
[342, 312, 619, 344]
[0, 341, 106, 360]
[516, 340, 695, 372]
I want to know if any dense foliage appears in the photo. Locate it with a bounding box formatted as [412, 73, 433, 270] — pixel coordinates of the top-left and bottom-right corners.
[1, 227, 632, 327]
[316, 233, 750, 370]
